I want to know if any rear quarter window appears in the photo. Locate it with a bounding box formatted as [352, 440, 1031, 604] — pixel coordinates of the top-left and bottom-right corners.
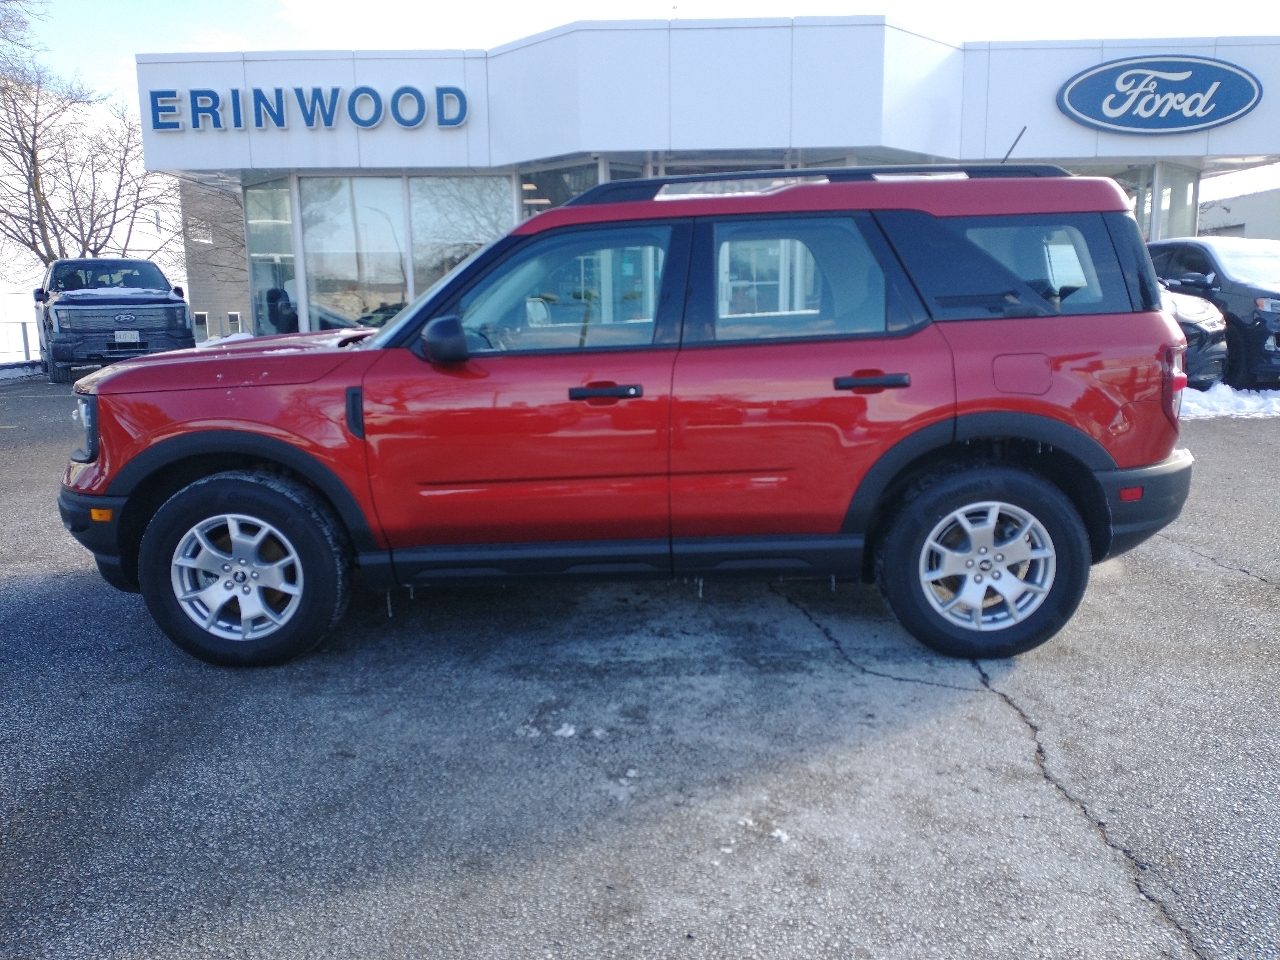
[876, 210, 1134, 320]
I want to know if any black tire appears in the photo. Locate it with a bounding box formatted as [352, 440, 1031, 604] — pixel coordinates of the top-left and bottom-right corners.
[1224, 324, 1255, 390]
[49, 362, 71, 384]
[137, 471, 352, 666]
[877, 466, 1090, 659]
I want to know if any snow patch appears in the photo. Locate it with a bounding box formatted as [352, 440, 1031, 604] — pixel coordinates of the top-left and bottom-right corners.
[770, 828, 790, 843]
[553, 723, 575, 738]
[195, 332, 256, 350]
[1181, 383, 1280, 419]
[0, 364, 39, 380]
[56, 287, 172, 299]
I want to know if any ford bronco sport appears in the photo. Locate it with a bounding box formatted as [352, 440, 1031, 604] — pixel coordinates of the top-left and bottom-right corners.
[59, 165, 1192, 666]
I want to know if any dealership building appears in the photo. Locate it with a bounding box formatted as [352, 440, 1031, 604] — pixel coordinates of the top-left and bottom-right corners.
[135, 17, 1280, 338]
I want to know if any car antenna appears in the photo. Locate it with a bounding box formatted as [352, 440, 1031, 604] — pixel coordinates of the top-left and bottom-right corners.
[1001, 126, 1027, 163]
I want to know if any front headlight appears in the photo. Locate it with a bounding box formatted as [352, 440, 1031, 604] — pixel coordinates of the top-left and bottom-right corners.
[1256, 297, 1280, 314]
[70, 394, 98, 463]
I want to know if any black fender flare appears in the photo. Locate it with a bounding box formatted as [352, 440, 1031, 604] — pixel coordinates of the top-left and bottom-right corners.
[841, 412, 1116, 535]
[106, 430, 381, 553]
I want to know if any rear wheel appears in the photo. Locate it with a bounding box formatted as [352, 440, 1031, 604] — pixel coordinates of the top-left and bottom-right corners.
[138, 471, 351, 666]
[878, 466, 1090, 659]
[49, 362, 71, 384]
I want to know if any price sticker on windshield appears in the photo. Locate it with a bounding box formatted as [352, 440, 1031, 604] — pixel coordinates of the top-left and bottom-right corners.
[114, 330, 140, 343]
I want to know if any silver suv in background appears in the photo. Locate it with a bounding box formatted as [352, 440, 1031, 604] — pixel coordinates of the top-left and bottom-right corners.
[34, 259, 194, 383]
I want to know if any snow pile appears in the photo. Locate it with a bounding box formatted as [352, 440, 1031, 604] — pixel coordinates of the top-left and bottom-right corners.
[0, 363, 40, 380]
[57, 287, 172, 299]
[195, 332, 256, 350]
[1181, 383, 1280, 419]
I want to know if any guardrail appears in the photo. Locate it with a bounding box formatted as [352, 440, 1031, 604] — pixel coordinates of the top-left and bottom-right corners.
[0, 319, 39, 365]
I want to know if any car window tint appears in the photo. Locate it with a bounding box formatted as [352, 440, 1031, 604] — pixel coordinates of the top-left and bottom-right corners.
[50, 261, 169, 292]
[877, 210, 1132, 319]
[1175, 246, 1215, 278]
[1148, 246, 1177, 278]
[456, 226, 671, 353]
[710, 218, 888, 342]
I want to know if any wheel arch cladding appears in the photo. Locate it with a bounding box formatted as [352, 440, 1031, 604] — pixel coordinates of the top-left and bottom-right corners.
[846, 413, 1115, 578]
[108, 431, 379, 586]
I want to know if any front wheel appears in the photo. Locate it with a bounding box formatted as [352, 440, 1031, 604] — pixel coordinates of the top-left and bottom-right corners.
[878, 467, 1090, 659]
[137, 471, 352, 666]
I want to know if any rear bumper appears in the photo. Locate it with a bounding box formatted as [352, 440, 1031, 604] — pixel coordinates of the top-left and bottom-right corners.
[58, 487, 137, 592]
[1094, 448, 1194, 559]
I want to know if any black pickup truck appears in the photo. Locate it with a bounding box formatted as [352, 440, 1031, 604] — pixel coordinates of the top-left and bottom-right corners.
[34, 258, 194, 383]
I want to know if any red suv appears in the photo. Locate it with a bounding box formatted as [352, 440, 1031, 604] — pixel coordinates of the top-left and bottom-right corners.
[59, 165, 1192, 666]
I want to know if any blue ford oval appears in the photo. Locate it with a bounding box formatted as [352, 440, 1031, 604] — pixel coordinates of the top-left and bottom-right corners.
[1057, 56, 1262, 134]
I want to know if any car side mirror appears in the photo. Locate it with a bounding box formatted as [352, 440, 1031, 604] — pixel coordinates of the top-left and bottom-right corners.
[421, 315, 469, 364]
[33, 288, 46, 302]
[173, 286, 185, 299]
[1177, 272, 1213, 290]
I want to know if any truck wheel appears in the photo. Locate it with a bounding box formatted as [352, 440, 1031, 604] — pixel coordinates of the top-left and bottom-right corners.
[877, 466, 1090, 659]
[49, 363, 71, 384]
[137, 471, 352, 666]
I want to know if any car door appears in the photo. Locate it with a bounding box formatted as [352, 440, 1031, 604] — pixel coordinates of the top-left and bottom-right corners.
[668, 213, 955, 576]
[361, 221, 691, 582]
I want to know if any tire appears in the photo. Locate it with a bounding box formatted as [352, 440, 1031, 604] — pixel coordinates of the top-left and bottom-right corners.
[1224, 324, 1256, 390]
[137, 471, 352, 666]
[49, 362, 71, 384]
[877, 466, 1090, 659]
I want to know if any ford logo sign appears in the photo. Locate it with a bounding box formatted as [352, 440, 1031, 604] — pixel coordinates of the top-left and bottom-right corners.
[1057, 56, 1262, 134]
[114, 314, 136, 323]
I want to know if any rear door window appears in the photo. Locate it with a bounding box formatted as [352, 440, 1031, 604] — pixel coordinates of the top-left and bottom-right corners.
[876, 211, 1133, 319]
[684, 214, 926, 343]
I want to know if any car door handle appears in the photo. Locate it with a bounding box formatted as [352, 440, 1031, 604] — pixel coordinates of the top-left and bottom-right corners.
[834, 373, 911, 391]
[568, 384, 644, 400]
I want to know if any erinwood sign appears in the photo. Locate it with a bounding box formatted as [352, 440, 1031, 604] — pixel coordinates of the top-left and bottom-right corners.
[1057, 56, 1262, 134]
[148, 85, 469, 132]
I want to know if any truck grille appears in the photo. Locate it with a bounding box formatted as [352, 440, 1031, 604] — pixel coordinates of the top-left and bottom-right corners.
[55, 305, 186, 332]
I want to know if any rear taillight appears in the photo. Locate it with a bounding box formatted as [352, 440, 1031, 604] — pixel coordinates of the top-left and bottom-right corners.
[1162, 345, 1188, 427]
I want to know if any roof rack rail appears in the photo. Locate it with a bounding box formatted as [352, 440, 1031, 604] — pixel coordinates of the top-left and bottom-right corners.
[565, 164, 1073, 206]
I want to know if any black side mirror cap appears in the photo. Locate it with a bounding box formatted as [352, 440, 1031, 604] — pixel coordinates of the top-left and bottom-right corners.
[173, 286, 185, 299]
[33, 288, 46, 302]
[1177, 272, 1214, 290]
[421, 315, 469, 363]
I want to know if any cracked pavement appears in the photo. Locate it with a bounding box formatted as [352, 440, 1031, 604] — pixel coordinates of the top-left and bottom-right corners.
[2, 377, 1277, 959]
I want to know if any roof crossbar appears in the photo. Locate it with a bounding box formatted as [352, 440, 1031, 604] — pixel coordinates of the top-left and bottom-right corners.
[565, 164, 1073, 206]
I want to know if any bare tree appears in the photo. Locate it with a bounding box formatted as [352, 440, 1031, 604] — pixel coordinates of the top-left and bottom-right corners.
[0, 64, 183, 280]
[0, 0, 40, 72]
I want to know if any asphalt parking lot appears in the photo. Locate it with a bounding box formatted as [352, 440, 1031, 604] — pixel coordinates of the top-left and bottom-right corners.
[1, 374, 1277, 960]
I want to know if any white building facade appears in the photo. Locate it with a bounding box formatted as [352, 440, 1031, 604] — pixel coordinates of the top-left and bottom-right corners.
[136, 17, 1280, 336]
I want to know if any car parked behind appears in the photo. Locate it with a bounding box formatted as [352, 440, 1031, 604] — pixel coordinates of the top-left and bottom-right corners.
[1147, 237, 1280, 388]
[34, 258, 194, 383]
[1162, 285, 1226, 389]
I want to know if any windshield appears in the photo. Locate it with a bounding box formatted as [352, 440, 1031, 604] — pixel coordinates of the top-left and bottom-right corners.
[1211, 241, 1280, 289]
[364, 239, 502, 348]
[51, 260, 169, 292]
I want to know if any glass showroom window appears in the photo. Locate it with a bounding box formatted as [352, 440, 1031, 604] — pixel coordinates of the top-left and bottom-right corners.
[409, 177, 513, 294]
[244, 180, 298, 335]
[300, 177, 408, 329]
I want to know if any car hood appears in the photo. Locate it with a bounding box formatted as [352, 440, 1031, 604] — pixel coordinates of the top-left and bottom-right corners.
[76, 329, 377, 395]
[51, 288, 184, 306]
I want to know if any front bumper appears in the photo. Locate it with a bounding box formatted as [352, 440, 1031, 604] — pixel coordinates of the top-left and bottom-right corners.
[50, 331, 195, 365]
[58, 487, 137, 592]
[1093, 448, 1194, 559]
